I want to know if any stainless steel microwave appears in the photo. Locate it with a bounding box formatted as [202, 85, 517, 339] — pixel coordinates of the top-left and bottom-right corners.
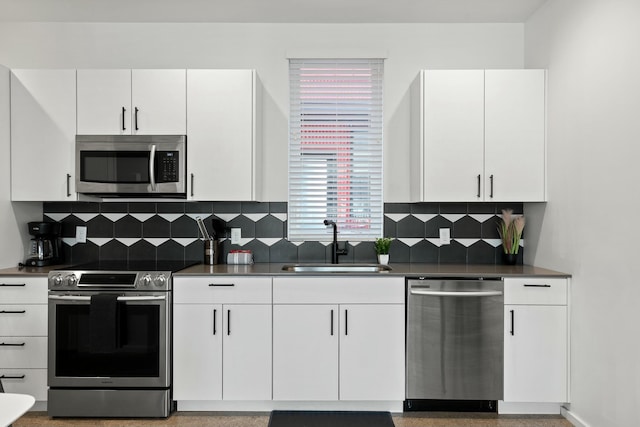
[75, 135, 186, 197]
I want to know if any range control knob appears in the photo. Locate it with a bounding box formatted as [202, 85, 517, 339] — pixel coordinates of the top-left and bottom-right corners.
[51, 274, 63, 287]
[140, 274, 152, 287]
[65, 274, 78, 287]
[154, 274, 167, 288]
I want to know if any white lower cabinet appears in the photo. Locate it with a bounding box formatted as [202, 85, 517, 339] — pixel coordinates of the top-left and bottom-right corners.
[338, 304, 405, 401]
[172, 277, 272, 401]
[0, 276, 48, 402]
[273, 305, 338, 400]
[503, 278, 569, 406]
[272, 277, 405, 402]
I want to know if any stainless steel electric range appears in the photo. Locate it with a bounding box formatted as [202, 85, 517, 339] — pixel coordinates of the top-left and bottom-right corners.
[47, 260, 197, 418]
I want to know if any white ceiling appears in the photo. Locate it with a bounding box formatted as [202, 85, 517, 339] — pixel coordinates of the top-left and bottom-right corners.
[0, 0, 549, 23]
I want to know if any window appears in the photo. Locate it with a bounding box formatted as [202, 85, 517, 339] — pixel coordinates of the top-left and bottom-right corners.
[288, 58, 384, 241]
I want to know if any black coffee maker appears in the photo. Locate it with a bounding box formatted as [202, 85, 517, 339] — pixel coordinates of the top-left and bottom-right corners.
[25, 221, 62, 267]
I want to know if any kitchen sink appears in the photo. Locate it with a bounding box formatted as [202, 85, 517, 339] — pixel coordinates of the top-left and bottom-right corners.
[281, 263, 392, 273]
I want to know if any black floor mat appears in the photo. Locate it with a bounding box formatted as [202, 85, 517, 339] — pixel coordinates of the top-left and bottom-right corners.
[268, 410, 395, 427]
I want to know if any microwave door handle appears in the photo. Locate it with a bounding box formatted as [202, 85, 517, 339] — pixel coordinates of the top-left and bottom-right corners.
[149, 144, 157, 192]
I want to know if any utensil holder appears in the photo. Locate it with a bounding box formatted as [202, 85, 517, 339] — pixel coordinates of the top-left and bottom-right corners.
[204, 239, 219, 265]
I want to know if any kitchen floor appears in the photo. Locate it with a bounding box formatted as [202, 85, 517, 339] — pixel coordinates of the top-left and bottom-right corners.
[15, 411, 574, 427]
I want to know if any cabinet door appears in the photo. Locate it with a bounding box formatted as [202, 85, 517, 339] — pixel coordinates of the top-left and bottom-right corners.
[422, 70, 485, 201]
[339, 304, 405, 400]
[77, 69, 132, 134]
[0, 305, 47, 336]
[273, 304, 338, 400]
[504, 305, 568, 402]
[173, 304, 222, 400]
[187, 69, 255, 200]
[485, 70, 546, 201]
[222, 304, 272, 400]
[0, 277, 48, 304]
[131, 69, 186, 134]
[0, 369, 47, 400]
[10, 69, 76, 201]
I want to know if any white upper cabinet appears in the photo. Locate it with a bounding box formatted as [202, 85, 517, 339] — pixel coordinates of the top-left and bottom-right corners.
[186, 69, 260, 201]
[411, 69, 546, 202]
[76, 69, 131, 135]
[77, 69, 186, 135]
[10, 69, 77, 201]
[485, 70, 546, 202]
[131, 69, 186, 135]
[421, 70, 485, 202]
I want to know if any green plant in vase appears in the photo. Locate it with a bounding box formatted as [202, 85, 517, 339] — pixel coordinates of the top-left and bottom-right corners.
[374, 237, 392, 265]
[497, 209, 525, 264]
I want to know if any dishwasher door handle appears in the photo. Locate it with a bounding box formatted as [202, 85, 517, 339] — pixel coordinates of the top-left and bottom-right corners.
[410, 289, 503, 297]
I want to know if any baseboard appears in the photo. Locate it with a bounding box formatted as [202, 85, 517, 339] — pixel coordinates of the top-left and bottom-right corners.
[30, 401, 47, 411]
[176, 400, 404, 413]
[498, 401, 562, 414]
[561, 406, 590, 427]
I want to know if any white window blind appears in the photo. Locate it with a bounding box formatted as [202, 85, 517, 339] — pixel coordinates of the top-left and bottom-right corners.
[288, 58, 384, 241]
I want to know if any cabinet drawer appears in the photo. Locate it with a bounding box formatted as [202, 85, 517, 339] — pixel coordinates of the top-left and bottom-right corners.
[0, 305, 48, 336]
[0, 277, 48, 304]
[273, 277, 405, 304]
[504, 278, 568, 305]
[0, 336, 47, 368]
[174, 277, 272, 304]
[0, 368, 47, 401]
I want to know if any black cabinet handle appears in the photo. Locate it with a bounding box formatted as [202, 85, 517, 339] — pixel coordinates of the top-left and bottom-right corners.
[209, 283, 235, 287]
[134, 107, 139, 131]
[524, 284, 551, 288]
[489, 175, 494, 198]
[345, 309, 348, 336]
[191, 173, 195, 197]
[213, 309, 217, 335]
[227, 310, 231, 336]
[510, 309, 515, 336]
[0, 374, 25, 379]
[477, 174, 481, 198]
[0, 283, 26, 287]
[122, 106, 126, 131]
[0, 310, 26, 314]
[66, 174, 72, 197]
[0, 342, 25, 346]
[330, 309, 334, 336]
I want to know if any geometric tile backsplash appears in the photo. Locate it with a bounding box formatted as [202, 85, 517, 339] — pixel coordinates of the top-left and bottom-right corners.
[43, 201, 524, 265]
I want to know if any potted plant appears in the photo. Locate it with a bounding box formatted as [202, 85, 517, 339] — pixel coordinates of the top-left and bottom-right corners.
[497, 209, 525, 265]
[374, 237, 392, 265]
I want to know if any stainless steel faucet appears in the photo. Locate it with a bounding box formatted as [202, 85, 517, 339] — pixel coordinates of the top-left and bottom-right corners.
[324, 219, 348, 264]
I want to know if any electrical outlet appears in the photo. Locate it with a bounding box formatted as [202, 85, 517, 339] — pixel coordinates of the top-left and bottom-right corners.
[231, 228, 242, 245]
[439, 228, 451, 245]
[75, 226, 87, 244]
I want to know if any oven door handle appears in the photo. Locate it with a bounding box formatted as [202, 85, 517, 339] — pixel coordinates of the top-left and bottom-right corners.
[409, 289, 503, 297]
[48, 295, 166, 302]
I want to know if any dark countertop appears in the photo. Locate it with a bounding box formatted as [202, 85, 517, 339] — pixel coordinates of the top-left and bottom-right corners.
[0, 264, 68, 277]
[0, 262, 570, 278]
[175, 263, 570, 278]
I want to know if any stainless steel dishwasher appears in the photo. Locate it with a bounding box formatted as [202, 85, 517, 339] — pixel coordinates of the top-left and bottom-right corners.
[405, 277, 504, 412]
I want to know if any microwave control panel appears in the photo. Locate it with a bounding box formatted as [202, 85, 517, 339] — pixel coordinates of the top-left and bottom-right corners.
[156, 151, 179, 182]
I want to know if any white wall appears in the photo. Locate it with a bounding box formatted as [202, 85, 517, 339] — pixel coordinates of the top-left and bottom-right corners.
[525, 1, 640, 426]
[0, 22, 524, 202]
[0, 65, 41, 268]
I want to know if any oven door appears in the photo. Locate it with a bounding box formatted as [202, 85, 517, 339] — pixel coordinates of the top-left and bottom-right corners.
[75, 135, 186, 196]
[47, 292, 170, 388]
